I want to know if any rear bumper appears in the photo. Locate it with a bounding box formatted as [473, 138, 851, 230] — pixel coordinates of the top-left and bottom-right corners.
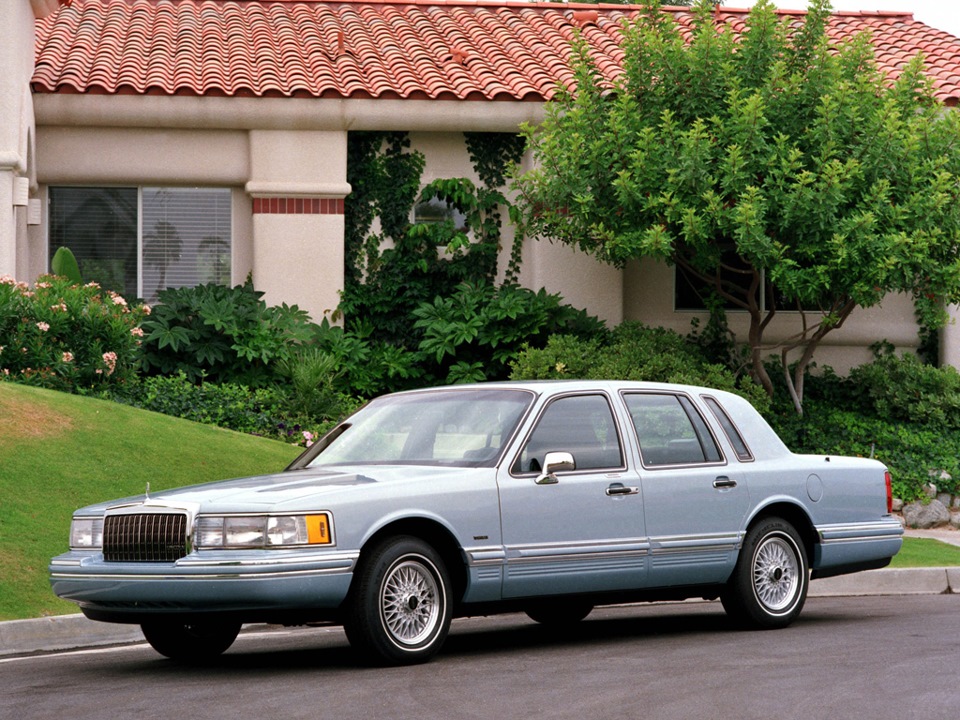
[811, 519, 903, 580]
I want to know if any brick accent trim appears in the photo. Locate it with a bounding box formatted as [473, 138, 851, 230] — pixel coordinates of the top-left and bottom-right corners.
[252, 197, 345, 215]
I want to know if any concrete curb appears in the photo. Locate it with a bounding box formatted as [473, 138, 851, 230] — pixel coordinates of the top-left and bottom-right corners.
[0, 614, 143, 658]
[2, 567, 956, 658]
[808, 567, 956, 597]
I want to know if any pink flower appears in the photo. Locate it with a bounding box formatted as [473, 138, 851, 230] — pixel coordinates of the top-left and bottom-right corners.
[51, 302, 67, 313]
[302, 430, 316, 447]
[62, 352, 74, 363]
[36, 281, 52, 289]
[102, 351, 118, 375]
[130, 327, 144, 337]
[141, 304, 152, 315]
[109, 292, 128, 307]
[36, 321, 50, 332]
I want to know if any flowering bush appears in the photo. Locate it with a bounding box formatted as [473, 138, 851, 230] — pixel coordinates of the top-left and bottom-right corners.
[0, 274, 149, 392]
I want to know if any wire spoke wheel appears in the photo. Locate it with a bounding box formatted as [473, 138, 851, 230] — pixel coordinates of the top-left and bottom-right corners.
[380, 559, 441, 646]
[721, 517, 808, 629]
[752, 535, 800, 612]
[344, 536, 452, 665]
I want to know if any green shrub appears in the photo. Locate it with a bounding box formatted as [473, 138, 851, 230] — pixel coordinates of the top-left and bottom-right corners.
[848, 350, 960, 429]
[139, 280, 315, 386]
[510, 321, 769, 413]
[115, 372, 356, 447]
[770, 401, 960, 501]
[414, 281, 606, 385]
[0, 274, 147, 392]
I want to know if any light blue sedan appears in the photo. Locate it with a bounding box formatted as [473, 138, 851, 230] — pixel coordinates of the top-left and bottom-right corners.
[50, 381, 902, 665]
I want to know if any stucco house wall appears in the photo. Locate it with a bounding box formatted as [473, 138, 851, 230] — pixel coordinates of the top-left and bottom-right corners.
[623, 258, 920, 373]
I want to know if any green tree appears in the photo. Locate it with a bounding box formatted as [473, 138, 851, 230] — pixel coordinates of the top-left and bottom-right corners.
[514, 0, 960, 413]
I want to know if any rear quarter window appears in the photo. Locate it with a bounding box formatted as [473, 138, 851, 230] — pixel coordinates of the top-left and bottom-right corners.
[702, 395, 754, 462]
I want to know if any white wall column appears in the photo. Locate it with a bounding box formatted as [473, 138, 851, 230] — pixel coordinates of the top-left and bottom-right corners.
[246, 130, 351, 323]
[0, 3, 37, 278]
[940, 305, 960, 369]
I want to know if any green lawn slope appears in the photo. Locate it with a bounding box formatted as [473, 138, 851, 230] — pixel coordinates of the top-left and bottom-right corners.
[0, 382, 301, 620]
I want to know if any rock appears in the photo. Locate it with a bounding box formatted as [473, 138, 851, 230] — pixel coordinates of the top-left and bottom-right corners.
[952, 513, 960, 530]
[892, 498, 904, 512]
[902, 500, 951, 529]
[938, 493, 953, 508]
[953, 497, 960, 510]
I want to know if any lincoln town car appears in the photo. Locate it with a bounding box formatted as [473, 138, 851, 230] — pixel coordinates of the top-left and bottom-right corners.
[50, 381, 903, 665]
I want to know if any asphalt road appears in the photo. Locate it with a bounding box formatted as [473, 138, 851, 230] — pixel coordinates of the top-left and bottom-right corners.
[3, 595, 958, 720]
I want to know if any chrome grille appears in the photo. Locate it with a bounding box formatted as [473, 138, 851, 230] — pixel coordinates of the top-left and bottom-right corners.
[103, 513, 188, 562]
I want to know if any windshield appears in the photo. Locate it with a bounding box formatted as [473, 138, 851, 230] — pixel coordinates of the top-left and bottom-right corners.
[305, 388, 534, 468]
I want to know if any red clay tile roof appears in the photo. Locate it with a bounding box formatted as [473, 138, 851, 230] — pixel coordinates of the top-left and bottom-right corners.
[33, 1, 960, 105]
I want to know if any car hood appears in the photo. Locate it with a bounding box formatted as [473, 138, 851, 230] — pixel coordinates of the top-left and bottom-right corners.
[77, 465, 485, 515]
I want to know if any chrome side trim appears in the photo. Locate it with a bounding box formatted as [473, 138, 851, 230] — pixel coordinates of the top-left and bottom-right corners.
[177, 550, 358, 568]
[465, 546, 506, 567]
[648, 532, 744, 555]
[503, 538, 651, 565]
[817, 520, 904, 544]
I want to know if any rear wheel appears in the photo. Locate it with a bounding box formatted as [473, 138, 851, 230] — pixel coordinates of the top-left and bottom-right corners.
[525, 601, 593, 627]
[722, 517, 808, 629]
[140, 620, 241, 662]
[344, 536, 452, 666]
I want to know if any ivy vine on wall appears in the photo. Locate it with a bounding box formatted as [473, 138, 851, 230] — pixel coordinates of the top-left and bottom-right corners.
[318, 130, 603, 392]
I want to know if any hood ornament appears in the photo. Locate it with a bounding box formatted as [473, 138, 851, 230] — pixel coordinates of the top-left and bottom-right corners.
[145, 482, 151, 500]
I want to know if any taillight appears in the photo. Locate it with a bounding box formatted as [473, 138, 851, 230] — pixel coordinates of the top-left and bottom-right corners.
[885, 471, 893, 513]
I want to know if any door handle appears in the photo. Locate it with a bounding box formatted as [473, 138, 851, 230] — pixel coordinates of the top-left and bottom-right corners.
[713, 476, 737, 489]
[606, 483, 639, 496]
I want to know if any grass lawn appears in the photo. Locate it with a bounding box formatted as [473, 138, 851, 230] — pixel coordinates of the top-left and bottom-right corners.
[0, 382, 301, 621]
[890, 537, 960, 567]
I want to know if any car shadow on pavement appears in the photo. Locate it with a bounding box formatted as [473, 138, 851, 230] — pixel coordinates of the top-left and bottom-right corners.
[98, 600, 862, 674]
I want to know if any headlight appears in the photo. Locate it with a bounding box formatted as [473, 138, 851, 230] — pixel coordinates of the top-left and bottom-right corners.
[70, 517, 104, 549]
[194, 513, 332, 549]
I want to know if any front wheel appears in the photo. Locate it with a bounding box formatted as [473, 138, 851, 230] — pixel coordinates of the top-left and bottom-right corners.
[721, 517, 808, 629]
[343, 536, 452, 666]
[140, 620, 241, 662]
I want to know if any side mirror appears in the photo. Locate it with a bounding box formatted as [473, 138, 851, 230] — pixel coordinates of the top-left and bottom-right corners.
[535, 451, 575, 485]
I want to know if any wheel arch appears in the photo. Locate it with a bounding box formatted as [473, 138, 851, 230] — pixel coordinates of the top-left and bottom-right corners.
[746, 501, 818, 561]
[354, 517, 468, 604]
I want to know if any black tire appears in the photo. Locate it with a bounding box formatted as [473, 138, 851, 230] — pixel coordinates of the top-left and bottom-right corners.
[525, 601, 593, 627]
[343, 536, 452, 666]
[140, 620, 241, 662]
[721, 517, 809, 629]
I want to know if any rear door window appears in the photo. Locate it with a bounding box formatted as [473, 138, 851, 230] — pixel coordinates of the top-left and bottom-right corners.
[623, 393, 723, 467]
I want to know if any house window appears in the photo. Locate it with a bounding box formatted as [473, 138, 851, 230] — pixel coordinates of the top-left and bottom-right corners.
[48, 187, 231, 303]
[674, 249, 752, 311]
[675, 255, 818, 312]
[413, 195, 468, 234]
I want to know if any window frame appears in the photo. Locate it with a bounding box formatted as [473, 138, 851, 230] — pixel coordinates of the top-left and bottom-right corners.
[621, 390, 727, 470]
[47, 185, 233, 302]
[701, 394, 755, 463]
[510, 391, 626, 477]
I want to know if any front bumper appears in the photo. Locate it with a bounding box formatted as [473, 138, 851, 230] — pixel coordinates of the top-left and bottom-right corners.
[49, 548, 359, 623]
